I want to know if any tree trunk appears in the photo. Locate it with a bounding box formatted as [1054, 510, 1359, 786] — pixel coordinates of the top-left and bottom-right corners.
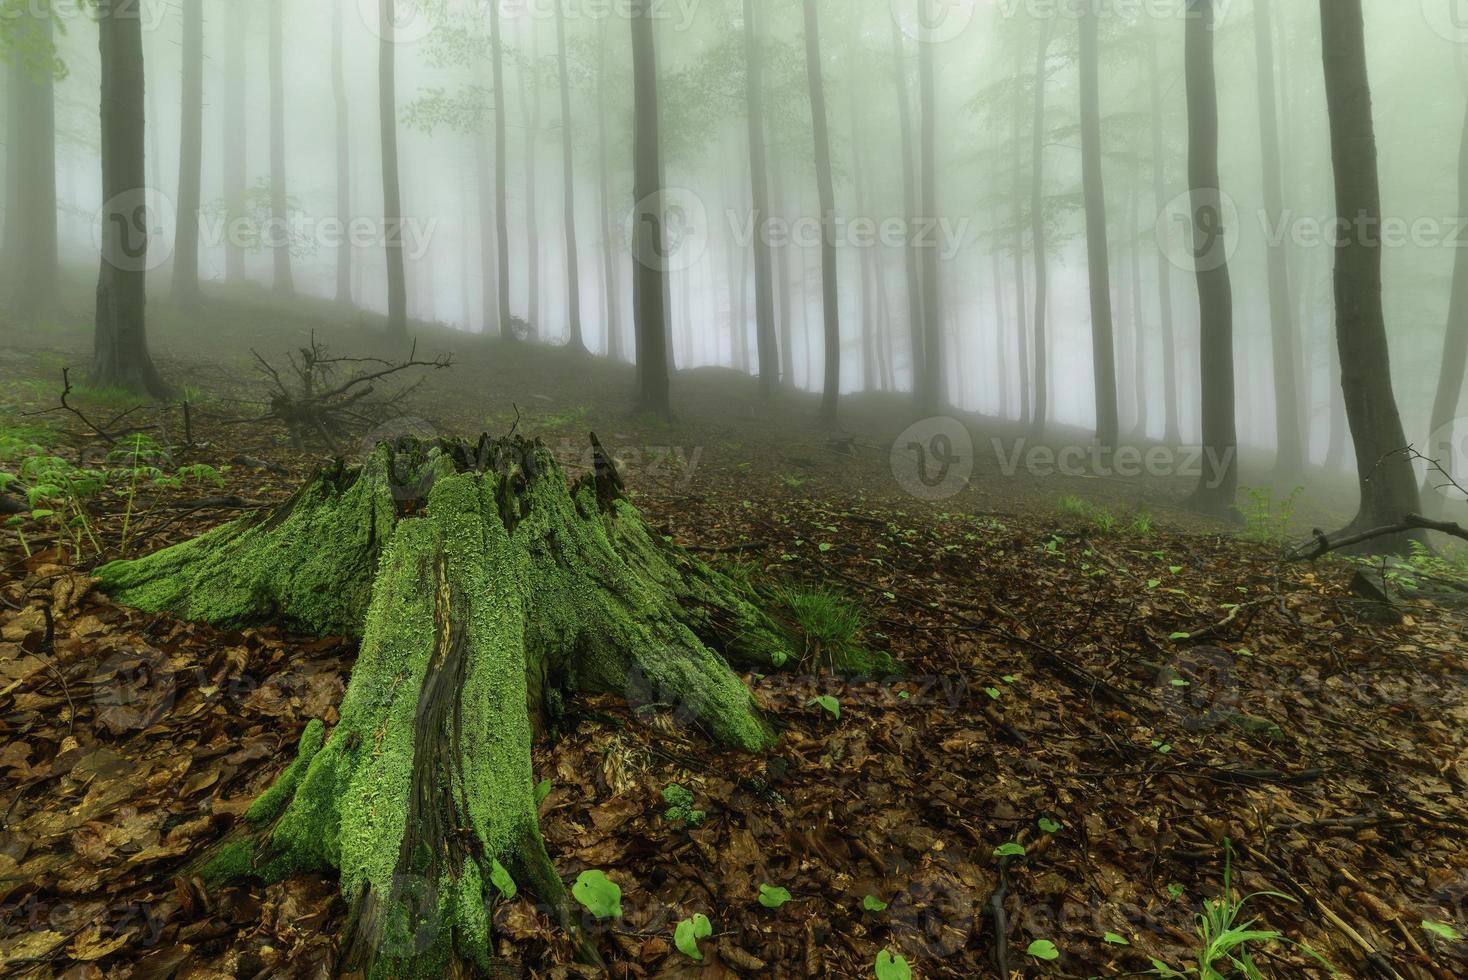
[476, 120, 499, 335]
[333, 0, 354, 306]
[268, 0, 294, 295]
[4, 2, 60, 324]
[380, 0, 409, 340]
[1184, 0, 1239, 517]
[490, 0, 513, 339]
[803, 0, 841, 426]
[521, 34, 542, 343]
[771, 139, 796, 387]
[1078, 6, 1119, 448]
[222, 0, 248, 285]
[554, 0, 585, 352]
[1425, 100, 1468, 506]
[1318, 0, 1424, 551]
[889, 16, 925, 407]
[99, 436, 794, 977]
[916, 2, 944, 415]
[1011, 41, 1031, 426]
[171, 0, 204, 308]
[1147, 25, 1181, 444]
[1031, 17, 1053, 436]
[596, 16, 622, 361]
[1253, 0, 1304, 484]
[94, 0, 172, 399]
[631, 0, 670, 415]
[742, 0, 780, 393]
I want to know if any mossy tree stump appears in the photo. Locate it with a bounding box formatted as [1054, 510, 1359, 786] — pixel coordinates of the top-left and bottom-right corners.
[98, 435, 794, 977]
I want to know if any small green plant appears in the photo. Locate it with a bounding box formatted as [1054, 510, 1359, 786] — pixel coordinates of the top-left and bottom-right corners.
[808, 695, 841, 719]
[1151, 840, 1333, 979]
[874, 949, 912, 980]
[674, 913, 712, 960]
[773, 584, 898, 675]
[661, 783, 706, 827]
[1058, 494, 1089, 517]
[571, 870, 622, 919]
[1027, 939, 1060, 961]
[1240, 486, 1303, 548]
[757, 883, 792, 909]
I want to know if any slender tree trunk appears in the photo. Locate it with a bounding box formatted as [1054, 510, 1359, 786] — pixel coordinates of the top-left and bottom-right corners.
[333, 0, 354, 305]
[1253, 0, 1304, 483]
[521, 33, 542, 341]
[1185, 0, 1238, 516]
[1130, 186, 1148, 438]
[769, 140, 795, 387]
[476, 120, 499, 335]
[489, 0, 512, 338]
[1030, 18, 1053, 436]
[889, 16, 925, 406]
[379, 0, 408, 339]
[1078, 6, 1119, 447]
[94, 0, 172, 399]
[596, 16, 622, 361]
[1426, 100, 1468, 503]
[917, 2, 944, 414]
[222, 0, 248, 284]
[802, 0, 841, 425]
[554, 0, 585, 351]
[1011, 42, 1031, 426]
[170, 0, 205, 307]
[268, 0, 294, 294]
[992, 251, 1009, 416]
[5, 3, 60, 323]
[1148, 25, 1181, 444]
[630, 0, 670, 414]
[742, 0, 780, 392]
[1318, 0, 1424, 550]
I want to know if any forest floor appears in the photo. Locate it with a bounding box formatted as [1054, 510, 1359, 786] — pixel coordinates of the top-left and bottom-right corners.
[1, 288, 1466, 979]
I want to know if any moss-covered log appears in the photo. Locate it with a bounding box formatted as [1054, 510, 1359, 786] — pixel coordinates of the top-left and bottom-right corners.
[97, 435, 795, 977]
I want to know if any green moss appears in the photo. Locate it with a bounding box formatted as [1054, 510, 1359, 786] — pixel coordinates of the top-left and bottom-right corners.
[245, 718, 326, 827]
[108, 436, 796, 974]
[201, 838, 258, 885]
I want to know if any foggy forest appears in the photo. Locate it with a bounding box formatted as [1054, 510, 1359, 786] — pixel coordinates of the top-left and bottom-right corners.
[1, 0, 1467, 976]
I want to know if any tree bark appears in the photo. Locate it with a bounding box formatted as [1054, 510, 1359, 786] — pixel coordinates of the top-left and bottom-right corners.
[1184, 0, 1238, 517]
[1318, 0, 1424, 551]
[4, 2, 60, 324]
[99, 437, 794, 977]
[268, 0, 294, 295]
[803, 0, 841, 426]
[1030, 17, 1053, 436]
[554, 0, 585, 352]
[1147, 24, 1181, 444]
[521, 33, 542, 342]
[1011, 40, 1031, 426]
[94, 0, 172, 399]
[221, 0, 248, 285]
[1253, 0, 1304, 484]
[333, 0, 354, 306]
[596, 15, 622, 361]
[743, 0, 780, 393]
[380, 0, 409, 340]
[917, 3, 944, 415]
[631, 0, 670, 415]
[1425, 100, 1468, 505]
[1078, 6, 1119, 448]
[171, 0, 204, 308]
[889, 16, 925, 407]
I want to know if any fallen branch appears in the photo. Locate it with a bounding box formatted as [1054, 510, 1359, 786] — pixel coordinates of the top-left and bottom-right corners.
[1288, 514, 1468, 561]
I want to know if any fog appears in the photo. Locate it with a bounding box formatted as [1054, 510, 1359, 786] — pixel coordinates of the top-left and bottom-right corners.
[6, 0, 1468, 503]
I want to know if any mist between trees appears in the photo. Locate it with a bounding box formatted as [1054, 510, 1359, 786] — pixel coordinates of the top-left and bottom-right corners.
[4, 0, 1468, 541]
